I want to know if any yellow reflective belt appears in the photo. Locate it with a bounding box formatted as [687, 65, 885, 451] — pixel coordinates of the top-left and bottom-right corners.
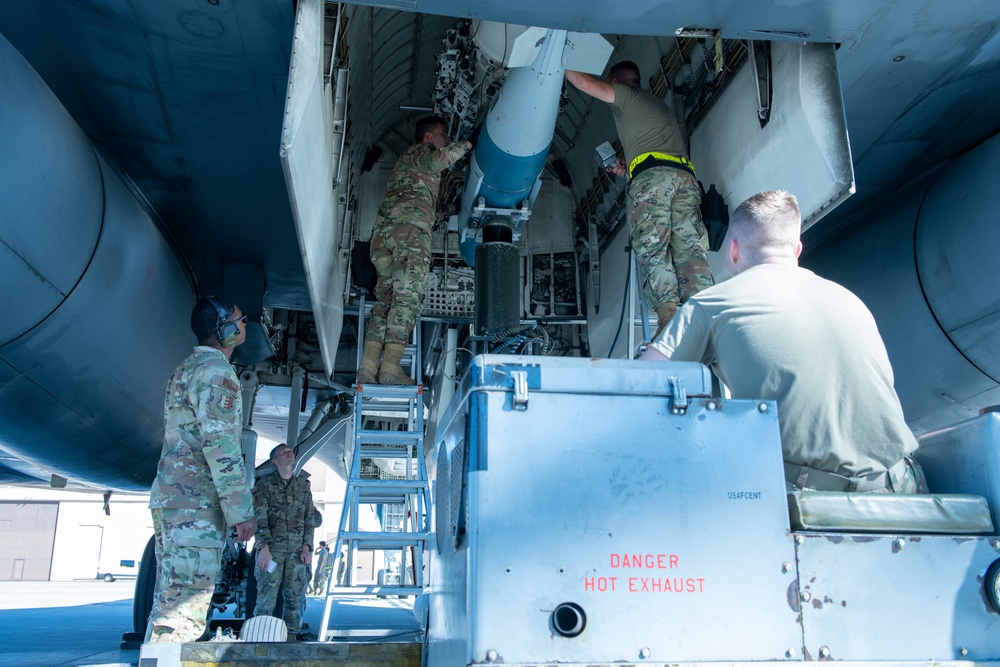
[628, 151, 697, 179]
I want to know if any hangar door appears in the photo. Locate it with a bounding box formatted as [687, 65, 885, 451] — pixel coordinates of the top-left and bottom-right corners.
[0, 501, 57, 581]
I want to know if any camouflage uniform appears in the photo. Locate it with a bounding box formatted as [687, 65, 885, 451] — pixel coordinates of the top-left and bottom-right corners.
[252, 470, 317, 635]
[146, 346, 253, 643]
[367, 140, 470, 346]
[629, 167, 714, 309]
[608, 82, 714, 314]
[311, 544, 331, 594]
[873, 458, 929, 494]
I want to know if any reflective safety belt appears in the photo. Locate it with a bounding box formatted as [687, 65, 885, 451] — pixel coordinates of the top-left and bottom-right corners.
[628, 151, 697, 180]
[784, 458, 909, 492]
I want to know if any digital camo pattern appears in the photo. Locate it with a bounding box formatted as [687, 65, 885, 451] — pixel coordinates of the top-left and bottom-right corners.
[789, 457, 929, 494]
[145, 507, 225, 643]
[880, 457, 930, 494]
[252, 471, 316, 555]
[374, 140, 470, 235]
[364, 138, 469, 346]
[149, 346, 254, 527]
[367, 222, 432, 345]
[628, 167, 714, 312]
[253, 471, 317, 634]
[311, 546, 331, 594]
[254, 554, 310, 634]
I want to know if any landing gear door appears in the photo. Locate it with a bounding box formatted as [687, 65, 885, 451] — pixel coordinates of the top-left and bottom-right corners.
[691, 41, 853, 239]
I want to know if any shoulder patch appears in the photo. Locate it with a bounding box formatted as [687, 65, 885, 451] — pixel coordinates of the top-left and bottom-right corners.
[221, 377, 240, 394]
[209, 388, 239, 421]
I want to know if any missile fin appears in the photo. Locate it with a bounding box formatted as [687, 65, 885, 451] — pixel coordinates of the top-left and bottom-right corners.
[508, 26, 549, 68]
[563, 31, 614, 74]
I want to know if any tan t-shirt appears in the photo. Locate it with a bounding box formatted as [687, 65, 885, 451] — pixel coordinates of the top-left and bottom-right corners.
[650, 263, 917, 477]
[609, 83, 687, 167]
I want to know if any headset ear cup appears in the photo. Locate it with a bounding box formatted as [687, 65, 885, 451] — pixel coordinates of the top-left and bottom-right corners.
[203, 295, 238, 346]
[218, 321, 240, 347]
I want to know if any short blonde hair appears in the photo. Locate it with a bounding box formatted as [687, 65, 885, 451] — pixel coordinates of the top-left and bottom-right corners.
[729, 190, 801, 262]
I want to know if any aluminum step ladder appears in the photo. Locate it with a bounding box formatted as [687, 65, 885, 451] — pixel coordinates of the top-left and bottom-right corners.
[318, 300, 431, 641]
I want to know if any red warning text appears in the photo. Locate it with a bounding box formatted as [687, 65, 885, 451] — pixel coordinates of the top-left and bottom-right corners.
[585, 552, 706, 594]
[584, 576, 618, 592]
[610, 553, 679, 569]
[628, 577, 705, 593]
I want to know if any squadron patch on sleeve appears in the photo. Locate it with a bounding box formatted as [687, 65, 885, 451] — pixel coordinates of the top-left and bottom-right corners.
[209, 388, 238, 420]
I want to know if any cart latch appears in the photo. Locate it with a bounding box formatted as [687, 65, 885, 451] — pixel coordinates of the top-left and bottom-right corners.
[668, 376, 688, 415]
[511, 370, 529, 411]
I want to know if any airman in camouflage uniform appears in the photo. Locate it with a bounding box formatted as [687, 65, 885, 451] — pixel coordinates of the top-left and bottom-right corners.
[566, 62, 714, 339]
[357, 115, 472, 385]
[146, 297, 256, 643]
[253, 443, 318, 640]
[629, 167, 714, 321]
[310, 541, 331, 594]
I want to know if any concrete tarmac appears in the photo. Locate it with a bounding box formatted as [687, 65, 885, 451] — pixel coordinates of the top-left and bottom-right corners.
[0, 580, 137, 667]
[0, 580, 421, 667]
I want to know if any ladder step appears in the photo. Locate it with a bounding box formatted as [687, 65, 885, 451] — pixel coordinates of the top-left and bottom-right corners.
[326, 585, 424, 597]
[357, 384, 423, 398]
[360, 394, 418, 409]
[355, 489, 429, 504]
[358, 491, 427, 505]
[353, 479, 427, 490]
[359, 430, 421, 445]
[360, 406, 415, 420]
[357, 494, 426, 505]
[341, 530, 427, 539]
[360, 391, 420, 404]
[359, 445, 416, 458]
[341, 531, 428, 546]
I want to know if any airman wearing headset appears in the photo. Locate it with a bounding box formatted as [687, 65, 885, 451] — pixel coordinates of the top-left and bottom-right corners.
[145, 297, 257, 643]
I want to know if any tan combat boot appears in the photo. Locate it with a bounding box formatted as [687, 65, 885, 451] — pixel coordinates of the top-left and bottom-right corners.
[378, 342, 414, 385]
[356, 341, 382, 385]
[653, 302, 678, 341]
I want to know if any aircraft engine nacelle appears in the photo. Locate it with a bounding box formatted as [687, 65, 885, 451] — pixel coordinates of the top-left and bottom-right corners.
[0, 33, 194, 490]
[806, 132, 1000, 432]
